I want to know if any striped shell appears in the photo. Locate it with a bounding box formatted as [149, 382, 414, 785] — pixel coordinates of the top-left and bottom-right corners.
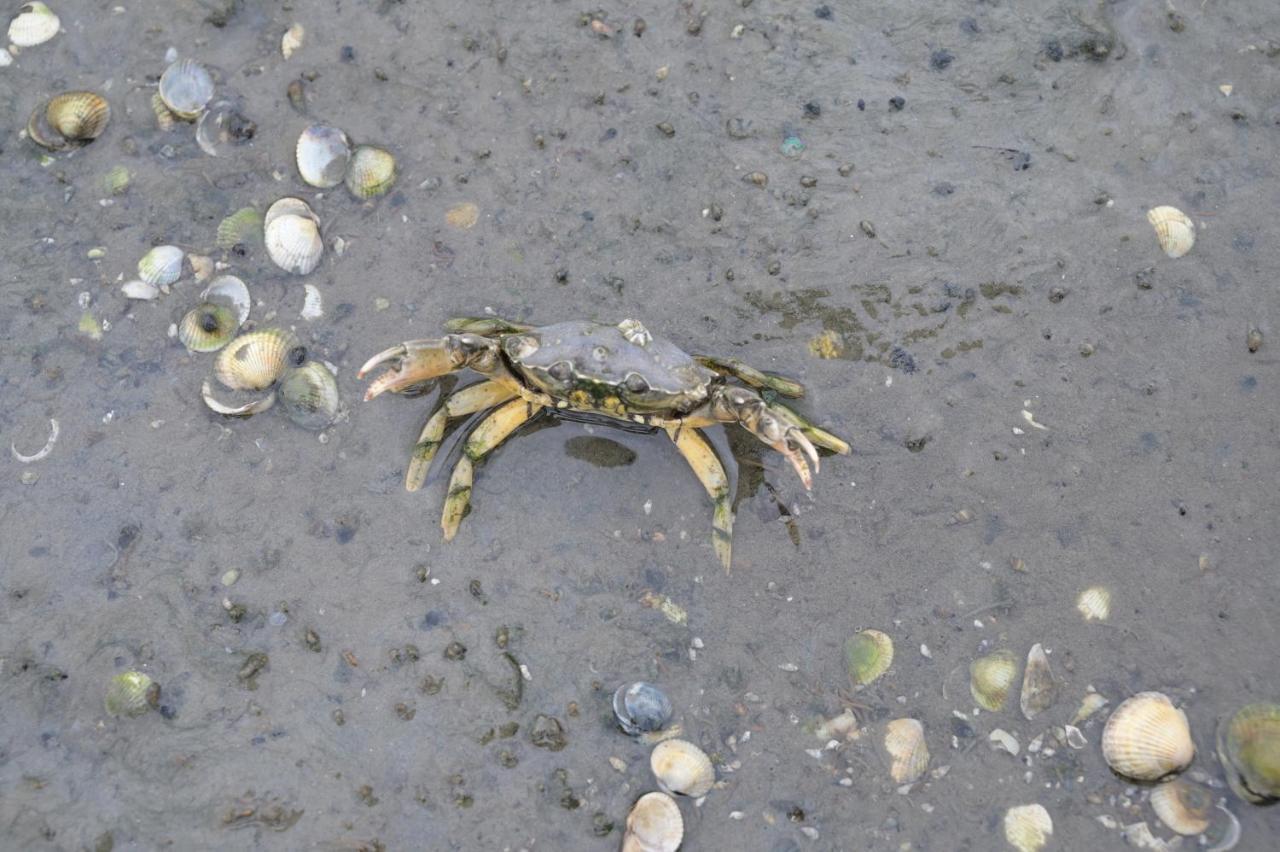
[1147, 206, 1195, 258]
[650, 739, 715, 798]
[104, 671, 158, 718]
[1101, 692, 1195, 781]
[883, 718, 929, 784]
[178, 302, 239, 353]
[264, 196, 318, 227]
[622, 792, 683, 852]
[1076, 586, 1111, 621]
[159, 58, 214, 120]
[137, 245, 185, 287]
[46, 91, 110, 141]
[215, 328, 301, 391]
[8, 2, 60, 47]
[216, 206, 262, 251]
[296, 124, 352, 188]
[151, 92, 177, 131]
[1003, 803, 1053, 852]
[265, 213, 323, 275]
[844, 628, 894, 687]
[1150, 778, 1213, 836]
[278, 361, 340, 430]
[344, 144, 396, 198]
[970, 649, 1018, 712]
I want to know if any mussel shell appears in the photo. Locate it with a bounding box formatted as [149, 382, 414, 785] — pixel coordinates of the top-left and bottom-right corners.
[8, 2, 60, 48]
[278, 361, 340, 430]
[344, 144, 396, 199]
[201, 274, 251, 325]
[159, 58, 214, 120]
[650, 739, 715, 798]
[137, 245, 185, 287]
[178, 302, 239, 353]
[1217, 703, 1280, 804]
[265, 213, 323, 275]
[46, 91, 109, 141]
[296, 124, 352, 188]
[215, 328, 302, 391]
[623, 792, 683, 852]
[104, 671, 159, 717]
[195, 98, 256, 157]
[613, 682, 673, 736]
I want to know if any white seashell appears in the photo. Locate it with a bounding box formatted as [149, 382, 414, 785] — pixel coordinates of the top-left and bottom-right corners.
[1003, 804, 1053, 852]
[883, 718, 929, 784]
[1102, 692, 1195, 781]
[201, 379, 276, 417]
[201, 274, 251, 325]
[8, 2, 60, 48]
[300, 283, 323, 320]
[159, 58, 214, 120]
[623, 792, 683, 852]
[281, 22, 304, 59]
[187, 253, 214, 282]
[265, 213, 323, 275]
[121, 279, 159, 300]
[295, 124, 352, 188]
[1020, 643, 1057, 721]
[1146, 206, 1195, 258]
[137, 245, 185, 287]
[264, 196, 317, 228]
[650, 739, 715, 798]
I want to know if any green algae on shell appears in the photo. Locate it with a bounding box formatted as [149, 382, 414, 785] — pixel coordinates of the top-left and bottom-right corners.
[843, 628, 893, 687]
[278, 361, 340, 430]
[1217, 702, 1280, 804]
[178, 302, 239, 352]
[104, 671, 159, 717]
[970, 649, 1018, 712]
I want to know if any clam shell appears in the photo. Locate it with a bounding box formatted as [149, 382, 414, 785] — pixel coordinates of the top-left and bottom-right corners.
[215, 328, 301, 390]
[46, 91, 110, 141]
[844, 628, 894, 687]
[1101, 691, 1195, 781]
[138, 245, 185, 287]
[344, 144, 396, 198]
[201, 379, 276, 418]
[26, 101, 67, 150]
[613, 682, 673, 736]
[265, 213, 323, 275]
[623, 792, 683, 852]
[1147, 205, 1195, 258]
[883, 718, 929, 784]
[104, 671, 158, 717]
[264, 196, 318, 228]
[1217, 703, 1280, 804]
[650, 739, 714, 798]
[296, 124, 352, 188]
[1150, 778, 1213, 835]
[195, 98, 256, 157]
[201, 274, 251, 325]
[8, 2, 60, 47]
[1076, 586, 1111, 621]
[1019, 643, 1057, 721]
[278, 361, 340, 430]
[151, 91, 177, 131]
[1003, 803, 1053, 852]
[216, 206, 263, 251]
[159, 58, 214, 120]
[178, 302, 239, 353]
[970, 649, 1018, 712]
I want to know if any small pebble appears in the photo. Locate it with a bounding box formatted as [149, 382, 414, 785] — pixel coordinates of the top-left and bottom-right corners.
[268, 611, 288, 627]
[221, 569, 240, 586]
[889, 96, 906, 111]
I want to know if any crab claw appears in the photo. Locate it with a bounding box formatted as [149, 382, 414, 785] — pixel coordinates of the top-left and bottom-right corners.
[358, 338, 472, 401]
[712, 386, 822, 489]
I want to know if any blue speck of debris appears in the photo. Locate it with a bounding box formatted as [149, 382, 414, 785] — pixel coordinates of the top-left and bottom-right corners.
[780, 135, 806, 157]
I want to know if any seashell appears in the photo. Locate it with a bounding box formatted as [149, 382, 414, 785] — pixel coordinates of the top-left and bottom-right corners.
[281, 22, 304, 59]
[970, 649, 1018, 712]
[195, 98, 256, 157]
[137, 245, 185, 287]
[844, 628, 894, 687]
[1071, 691, 1109, 726]
[264, 196, 318, 228]
[151, 91, 177, 131]
[201, 379, 276, 418]
[265, 213, 323, 275]
[278, 361, 340, 430]
[613, 682, 673, 736]
[215, 328, 302, 391]
[300, 283, 323, 321]
[187, 253, 214, 282]
[295, 124, 352, 188]
[8, 2, 59, 47]
[1003, 803, 1053, 852]
[27, 102, 68, 150]
[159, 58, 214, 120]
[121, 279, 159, 301]
[1147, 205, 1195, 258]
[1217, 703, 1280, 804]
[1076, 586, 1111, 621]
[650, 739, 715, 798]
[201, 274, 251, 325]
[101, 164, 131, 196]
[45, 91, 109, 142]
[344, 144, 396, 199]
[623, 792, 683, 852]
[1102, 691, 1195, 781]
[445, 201, 479, 230]
[216, 206, 263, 251]
[104, 671, 159, 717]
[1150, 778, 1214, 835]
[883, 718, 929, 784]
[178, 302, 239, 352]
[1019, 643, 1057, 721]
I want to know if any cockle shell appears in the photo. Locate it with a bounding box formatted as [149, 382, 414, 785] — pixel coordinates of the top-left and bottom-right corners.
[278, 361, 340, 430]
[8, 2, 60, 47]
[265, 213, 323, 275]
[970, 649, 1018, 712]
[1217, 702, 1280, 804]
[46, 91, 110, 141]
[883, 718, 929, 784]
[344, 144, 396, 198]
[844, 628, 894, 687]
[201, 379, 276, 418]
[614, 682, 673, 736]
[650, 739, 715, 798]
[151, 92, 177, 131]
[1147, 206, 1195, 258]
[215, 328, 301, 391]
[137, 245, 185, 287]
[295, 124, 352, 188]
[1150, 778, 1213, 835]
[1003, 803, 1053, 852]
[104, 671, 158, 717]
[178, 302, 239, 352]
[159, 58, 214, 120]
[216, 206, 262, 251]
[264, 196, 317, 228]
[1101, 691, 1195, 781]
[1019, 643, 1057, 721]
[1076, 586, 1111, 621]
[623, 792, 683, 852]
[201, 274, 251, 325]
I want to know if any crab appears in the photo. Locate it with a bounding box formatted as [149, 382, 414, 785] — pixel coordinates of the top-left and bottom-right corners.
[358, 317, 850, 570]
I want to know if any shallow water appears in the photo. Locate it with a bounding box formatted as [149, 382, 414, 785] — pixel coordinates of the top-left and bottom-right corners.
[2, 0, 1279, 849]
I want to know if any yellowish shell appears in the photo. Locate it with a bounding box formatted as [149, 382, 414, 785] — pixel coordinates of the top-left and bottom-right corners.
[214, 328, 301, 391]
[8, 2, 60, 48]
[1101, 691, 1195, 781]
[151, 92, 177, 131]
[650, 739, 715, 798]
[970, 649, 1018, 712]
[844, 628, 894, 687]
[159, 58, 214, 120]
[101, 164, 131, 196]
[26, 102, 67, 150]
[1019, 643, 1057, 721]
[344, 144, 396, 198]
[1150, 778, 1213, 836]
[883, 718, 929, 784]
[1076, 586, 1111, 621]
[46, 91, 110, 141]
[1217, 703, 1280, 804]
[445, 202, 480, 230]
[1147, 205, 1195, 258]
[1070, 691, 1109, 726]
[265, 213, 323, 275]
[104, 671, 158, 717]
[178, 302, 239, 353]
[1003, 803, 1053, 852]
[622, 791, 683, 852]
[216, 206, 263, 251]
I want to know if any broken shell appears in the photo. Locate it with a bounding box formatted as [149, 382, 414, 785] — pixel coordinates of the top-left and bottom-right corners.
[104, 671, 159, 718]
[8, 2, 59, 48]
[101, 164, 131, 196]
[650, 739, 714, 798]
[201, 274, 251, 325]
[1150, 778, 1214, 835]
[623, 791, 683, 852]
[1003, 804, 1053, 852]
[883, 718, 929, 784]
[159, 58, 214, 120]
[970, 649, 1018, 712]
[613, 682, 673, 736]
[1147, 205, 1195, 258]
[1217, 703, 1280, 804]
[214, 328, 301, 391]
[1020, 643, 1057, 721]
[137, 245, 185, 287]
[1076, 586, 1111, 621]
[296, 124, 352, 188]
[195, 98, 256, 157]
[216, 206, 263, 251]
[187, 253, 214, 282]
[445, 202, 480, 230]
[300, 283, 323, 320]
[344, 144, 396, 198]
[178, 302, 239, 352]
[265, 213, 323, 275]
[121, 279, 159, 301]
[151, 92, 177, 131]
[45, 91, 110, 142]
[844, 628, 894, 687]
[1102, 691, 1195, 781]
[1071, 691, 1110, 726]
[201, 379, 276, 418]
[278, 361, 340, 430]
[281, 22, 304, 59]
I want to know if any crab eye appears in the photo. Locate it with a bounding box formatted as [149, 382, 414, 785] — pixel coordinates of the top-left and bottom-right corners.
[624, 373, 650, 395]
[549, 361, 574, 383]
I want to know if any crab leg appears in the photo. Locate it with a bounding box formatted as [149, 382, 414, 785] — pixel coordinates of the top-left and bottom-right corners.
[666, 425, 735, 572]
[406, 380, 519, 491]
[444, 317, 533, 335]
[695, 387, 825, 489]
[442, 398, 539, 541]
[771, 401, 852, 456]
[694, 355, 806, 399]
[359, 334, 509, 401]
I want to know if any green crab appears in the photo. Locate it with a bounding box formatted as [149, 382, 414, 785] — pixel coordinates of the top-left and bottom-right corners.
[358, 317, 849, 570]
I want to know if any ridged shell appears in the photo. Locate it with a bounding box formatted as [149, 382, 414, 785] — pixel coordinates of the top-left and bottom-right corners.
[104, 671, 158, 717]
[1101, 692, 1195, 781]
[344, 144, 396, 198]
[650, 739, 715, 798]
[151, 91, 177, 131]
[1150, 779, 1213, 835]
[970, 649, 1018, 712]
[216, 206, 263, 251]
[137, 245, 185, 287]
[1147, 205, 1195, 258]
[101, 164, 131, 196]
[300, 283, 323, 320]
[8, 2, 60, 47]
[215, 328, 301, 391]
[1076, 586, 1111, 621]
[1020, 643, 1057, 721]
[178, 302, 239, 352]
[884, 718, 929, 784]
[613, 682, 673, 736]
[623, 792, 683, 852]
[159, 58, 214, 120]
[201, 379, 276, 418]
[26, 102, 67, 150]
[264, 196, 318, 227]
[844, 628, 894, 687]
[1003, 803, 1053, 852]
[278, 361, 340, 430]
[46, 91, 110, 141]
[201, 274, 251, 325]
[265, 213, 323, 275]
[296, 124, 352, 188]
[1217, 703, 1280, 804]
